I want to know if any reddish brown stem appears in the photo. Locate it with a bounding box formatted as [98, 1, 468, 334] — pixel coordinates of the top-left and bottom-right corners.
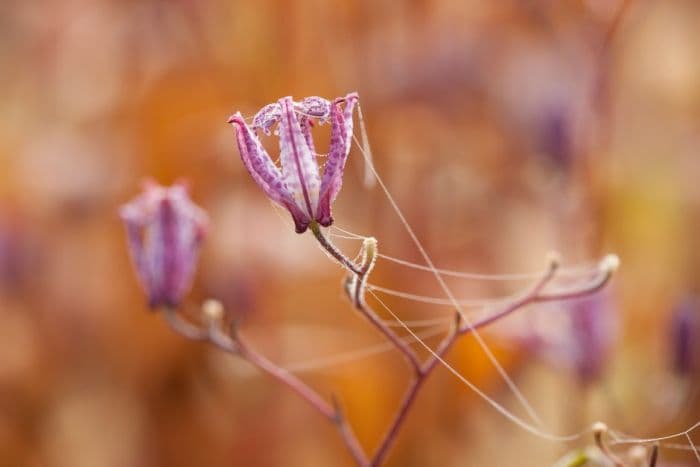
[368, 257, 615, 466]
[369, 323, 460, 466]
[163, 307, 369, 467]
[235, 336, 370, 467]
[311, 222, 363, 275]
[313, 226, 422, 373]
[310, 228, 615, 466]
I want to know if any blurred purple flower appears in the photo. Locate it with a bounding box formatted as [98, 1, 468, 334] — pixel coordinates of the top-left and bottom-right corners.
[516, 291, 617, 386]
[670, 298, 698, 376]
[120, 181, 208, 309]
[228, 93, 358, 233]
[567, 293, 615, 384]
[539, 103, 574, 171]
[0, 214, 36, 295]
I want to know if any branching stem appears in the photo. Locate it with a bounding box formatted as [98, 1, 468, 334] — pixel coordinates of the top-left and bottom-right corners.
[162, 305, 369, 467]
[163, 229, 616, 467]
[311, 226, 616, 466]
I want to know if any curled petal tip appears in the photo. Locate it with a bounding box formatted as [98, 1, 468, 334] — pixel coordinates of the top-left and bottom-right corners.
[336, 92, 359, 104]
[227, 112, 245, 125]
[140, 178, 158, 190]
[317, 216, 333, 228]
[172, 178, 190, 192]
[117, 204, 132, 221]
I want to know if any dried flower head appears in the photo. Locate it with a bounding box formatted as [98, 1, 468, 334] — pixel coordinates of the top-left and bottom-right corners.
[119, 181, 208, 308]
[228, 93, 358, 233]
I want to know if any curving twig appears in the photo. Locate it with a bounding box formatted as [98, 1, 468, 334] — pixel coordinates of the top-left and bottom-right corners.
[311, 224, 618, 466]
[162, 300, 369, 467]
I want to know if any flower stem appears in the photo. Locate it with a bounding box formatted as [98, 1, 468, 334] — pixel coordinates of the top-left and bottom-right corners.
[235, 335, 370, 465]
[236, 337, 336, 419]
[234, 337, 370, 466]
[163, 306, 369, 466]
[369, 321, 460, 466]
[368, 254, 615, 465]
[310, 227, 615, 466]
[311, 225, 421, 372]
[311, 222, 362, 275]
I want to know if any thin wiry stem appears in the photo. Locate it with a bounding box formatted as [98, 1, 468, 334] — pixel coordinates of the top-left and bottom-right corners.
[369, 318, 461, 467]
[312, 225, 422, 373]
[162, 305, 369, 467]
[353, 297, 423, 373]
[457, 258, 616, 335]
[169, 231, 616, 467]
[312, 222, 616, 466]
[368, 255, 616, 466]
[311, 222, 362, 275]
[285, 326, 447, 374]
[368, 259, 559, 466]
[649, 443, 659, 467]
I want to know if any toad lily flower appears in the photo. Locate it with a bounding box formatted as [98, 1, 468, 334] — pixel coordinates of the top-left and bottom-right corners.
[228, 93, 358, 233]
[120, 181, 208, 309]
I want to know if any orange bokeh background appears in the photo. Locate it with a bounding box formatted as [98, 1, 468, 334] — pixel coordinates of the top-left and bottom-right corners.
[1, 1, 700, 466]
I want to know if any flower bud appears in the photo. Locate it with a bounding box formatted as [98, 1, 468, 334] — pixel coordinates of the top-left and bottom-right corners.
[120, 181, 208, 309]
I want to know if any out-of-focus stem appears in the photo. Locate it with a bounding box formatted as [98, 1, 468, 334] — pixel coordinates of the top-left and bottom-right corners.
[648, 444, 658, 467]
[235, 336, 336, 418]
[162, 305, 369, 467]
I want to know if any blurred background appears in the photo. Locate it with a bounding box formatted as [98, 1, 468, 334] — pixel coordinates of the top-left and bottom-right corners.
[1, 0, 700, 466]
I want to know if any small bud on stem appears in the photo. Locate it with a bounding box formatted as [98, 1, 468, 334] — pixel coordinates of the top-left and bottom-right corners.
[593, 422, 624, 467]
[202, 299, 224, 325]
[601, 254, 620, 274]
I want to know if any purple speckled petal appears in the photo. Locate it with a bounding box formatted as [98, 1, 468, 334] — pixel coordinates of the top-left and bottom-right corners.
[252, 103, 282, 135]
[229, 112, 311, 233]
[298, 116, 317, 157]
[156, 186, 207, 307]
[316, 93, 358, 226]
[296, 96, 331, 123]
[278, 97, 321, 224]
[120, 203, 149, 296]
[295, 97, 331, 157]
[229, 113, 293, 206]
